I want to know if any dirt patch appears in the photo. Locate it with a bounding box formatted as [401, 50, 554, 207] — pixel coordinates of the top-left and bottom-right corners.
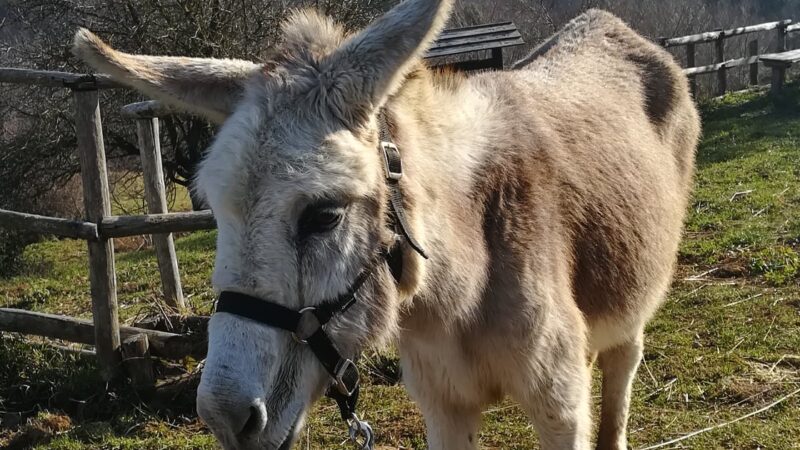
[4, 412, 72, 450]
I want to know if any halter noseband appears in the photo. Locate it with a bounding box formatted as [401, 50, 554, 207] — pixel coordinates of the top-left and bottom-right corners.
[213, 111, 426, 449]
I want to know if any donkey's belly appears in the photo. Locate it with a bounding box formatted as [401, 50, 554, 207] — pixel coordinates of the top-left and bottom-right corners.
[575, 226, 681, 352]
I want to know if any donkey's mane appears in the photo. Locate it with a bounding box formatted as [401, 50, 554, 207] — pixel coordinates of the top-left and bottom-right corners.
[264, 9, 464, 112]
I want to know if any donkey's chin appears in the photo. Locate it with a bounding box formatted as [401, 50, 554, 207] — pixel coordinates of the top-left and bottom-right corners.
[211, 410, 303, 450]
[276, 428, 299, 450]
[270, 409, 305, 450]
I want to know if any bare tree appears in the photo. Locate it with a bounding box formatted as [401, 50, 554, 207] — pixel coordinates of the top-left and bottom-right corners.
[0, 0, 392, 273]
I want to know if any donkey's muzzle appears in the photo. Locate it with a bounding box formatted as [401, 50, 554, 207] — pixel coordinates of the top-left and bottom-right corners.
[196, 380, 268, 443]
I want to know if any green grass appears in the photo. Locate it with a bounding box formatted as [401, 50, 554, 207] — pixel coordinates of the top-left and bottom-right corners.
[2, 85, 800, 449]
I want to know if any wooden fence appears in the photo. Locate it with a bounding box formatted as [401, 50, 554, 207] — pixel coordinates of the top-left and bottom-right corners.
[661, 19, 800, 97]
[0, 68, 214, 383]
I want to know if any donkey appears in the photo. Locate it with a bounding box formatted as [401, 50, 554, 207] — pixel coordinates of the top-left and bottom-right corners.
[74, 1, 699, 448]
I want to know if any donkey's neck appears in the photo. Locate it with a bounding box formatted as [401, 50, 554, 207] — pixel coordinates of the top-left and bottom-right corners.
[388, 68, 497, 330]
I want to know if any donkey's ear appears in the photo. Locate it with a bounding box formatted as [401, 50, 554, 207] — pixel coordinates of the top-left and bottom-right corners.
[324, 0, 453, 121]
[72, 29, 261, 124]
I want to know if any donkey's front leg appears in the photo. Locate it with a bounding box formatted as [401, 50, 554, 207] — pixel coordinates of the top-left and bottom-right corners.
[511, 337, 593, 449]
[418, 399, 482, 450]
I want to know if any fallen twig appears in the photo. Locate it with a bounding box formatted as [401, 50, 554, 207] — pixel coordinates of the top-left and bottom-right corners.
[773, 187, 790, 197]
[639, 387, 800, 450]
[683, 268, 718, 281]
[723, 293, 764, 308]
[729, 189, 753, 202]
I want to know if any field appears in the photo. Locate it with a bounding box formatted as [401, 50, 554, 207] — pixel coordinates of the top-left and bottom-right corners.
[1, 85, 799, 449]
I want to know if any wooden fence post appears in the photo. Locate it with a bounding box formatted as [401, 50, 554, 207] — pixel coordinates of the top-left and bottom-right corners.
[686, 42, 697, 98]
[715, 31, 727, 96]
[748, 40, 759, 86]
[134, 116, 186, 311]
[121, 333, 156, 390]
[770, 64, 788, 95]
[73, 89, 121, 380]
[775, 22, 788, 53]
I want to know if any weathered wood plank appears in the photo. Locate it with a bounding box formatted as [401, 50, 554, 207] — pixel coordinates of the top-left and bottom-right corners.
[425, 37, 525, 59]
[0, 68, 121, 89]
[723, 19, 792, 38]
[0, 208, 97, 240]
[436, 22, 516, 41]
[682, 55, 760, 76]
[74, 88, 121, 381]
[135, 117, 185, 311]
[121, 100, 172, 119]
[0, 308, 206, 359]
[664, 30, 723, 47]
[432, 30, 522, 50]
[663, 19, 792, 47]
[760, 49, 800, 64]
[787, 23, 800, 33]
[100, 211, 216, 237]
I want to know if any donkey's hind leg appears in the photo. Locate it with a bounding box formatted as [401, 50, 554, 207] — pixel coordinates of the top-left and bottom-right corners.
[596, 331, 644, 450]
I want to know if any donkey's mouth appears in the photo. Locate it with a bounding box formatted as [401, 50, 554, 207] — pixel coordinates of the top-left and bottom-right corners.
[277, 433, 296, 450]
[275, 413, 302, 450]
[276, 429, 296, 450]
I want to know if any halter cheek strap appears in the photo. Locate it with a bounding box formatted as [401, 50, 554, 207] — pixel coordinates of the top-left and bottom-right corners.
[378, 114, 429, 259]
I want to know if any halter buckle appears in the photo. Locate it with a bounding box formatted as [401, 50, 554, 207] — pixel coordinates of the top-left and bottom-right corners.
[334, 358, 360, 396]
[292, 307, 321, 344]
[380, 141, 403, 181]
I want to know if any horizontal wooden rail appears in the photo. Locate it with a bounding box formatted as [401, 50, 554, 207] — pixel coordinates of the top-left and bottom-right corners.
[0, 209, 216, 239]
[432, 29, 522, 50]
[663, 19, 792, 47]
[0, 308, 206, 359]
[121, 100, 173, 118]
[0, 68, 122, 89]
[435, 22, 517, 41]
[100, 210, 216, 237]
[683, 55, 760, 76]
[788, 23, 800, 33]
[0, 208, 98, 240]
[426, 38, 525, 59]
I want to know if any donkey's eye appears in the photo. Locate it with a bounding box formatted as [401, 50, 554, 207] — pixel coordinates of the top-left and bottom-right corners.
[298, 204, 345, 236]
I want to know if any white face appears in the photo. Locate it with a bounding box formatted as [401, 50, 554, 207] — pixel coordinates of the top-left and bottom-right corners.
[194, 87, 397, 449]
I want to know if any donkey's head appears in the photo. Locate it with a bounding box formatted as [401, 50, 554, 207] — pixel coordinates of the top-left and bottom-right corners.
[74, 0, 452, 448]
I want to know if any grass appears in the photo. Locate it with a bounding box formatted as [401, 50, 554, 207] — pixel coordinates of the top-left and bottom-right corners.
[2, 85, 800, 449]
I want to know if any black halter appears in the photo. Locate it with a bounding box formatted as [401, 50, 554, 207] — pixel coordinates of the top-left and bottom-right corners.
[214, 110, 427, 447]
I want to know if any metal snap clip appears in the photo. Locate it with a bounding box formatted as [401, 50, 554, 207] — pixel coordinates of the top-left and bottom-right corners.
[347, 414, 374, 450]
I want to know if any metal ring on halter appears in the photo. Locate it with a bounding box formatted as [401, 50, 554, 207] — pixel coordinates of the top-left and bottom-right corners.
[292, 307, 320, 344]
[347, 414, 374, 450]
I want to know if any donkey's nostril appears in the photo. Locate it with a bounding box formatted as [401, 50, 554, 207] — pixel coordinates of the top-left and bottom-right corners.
[238, 401, 268, 438]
